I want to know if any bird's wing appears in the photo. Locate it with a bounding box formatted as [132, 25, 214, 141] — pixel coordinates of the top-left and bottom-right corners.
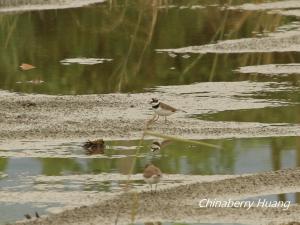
[159, 102, 177, 112]
[154, 167, 162, 176]
[143, 165, 162, 178]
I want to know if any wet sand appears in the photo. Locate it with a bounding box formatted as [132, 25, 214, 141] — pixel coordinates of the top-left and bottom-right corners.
[1, 83, 300, 225]
[0, 0, 106, 12]
[0, 81, 298, 145]
[281, 10, 300, 17]
[1, 174, 237, 211]
[156, 28, 300, 54]
[14, 167, 300, 225]
[229, 0, 300, 11]
[236, 64, 300, 75]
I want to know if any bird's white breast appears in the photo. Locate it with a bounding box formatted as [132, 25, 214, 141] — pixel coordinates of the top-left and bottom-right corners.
[144, 175, 161, 184]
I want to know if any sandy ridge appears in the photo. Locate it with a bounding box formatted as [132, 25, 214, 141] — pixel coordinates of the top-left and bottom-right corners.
[14, 167, 300, 225]
[236, 64, 300, 75]
[0, 81, 297, 144]
[0, 0, 106, 12]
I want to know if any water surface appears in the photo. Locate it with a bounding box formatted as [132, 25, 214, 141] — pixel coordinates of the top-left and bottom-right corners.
[0, 136, 300, 224]
[0, 0, 298, 94]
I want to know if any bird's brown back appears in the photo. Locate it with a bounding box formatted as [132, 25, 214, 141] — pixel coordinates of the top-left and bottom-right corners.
[159, 102, 177, 112]
[143, 164, 162, 178]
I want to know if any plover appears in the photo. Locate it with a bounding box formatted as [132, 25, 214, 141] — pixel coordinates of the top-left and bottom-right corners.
[150, 140, 172, 152]
[150, 98, 186, 122]
[143, 163, 162, 193]
[83, 139, 105, 155]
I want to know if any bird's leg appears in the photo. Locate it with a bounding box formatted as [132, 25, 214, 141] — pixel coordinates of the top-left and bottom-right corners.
[153, 115, 159, 122]
[150, 114, 157, 122]
[155, 183, 158, 193]
[164, 116, 167, 123]
[150, 184, 153, 194]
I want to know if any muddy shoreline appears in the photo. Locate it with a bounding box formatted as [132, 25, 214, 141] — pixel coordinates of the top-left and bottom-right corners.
[14, 167, 300, 225]
[0, 84, 299, 145]
[0, 0, 106, 12]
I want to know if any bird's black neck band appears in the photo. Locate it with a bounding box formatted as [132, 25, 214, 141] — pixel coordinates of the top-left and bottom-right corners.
[152, 103, 160, 109]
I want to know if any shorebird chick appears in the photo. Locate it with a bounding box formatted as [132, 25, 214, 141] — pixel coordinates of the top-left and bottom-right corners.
[150, 140, 172, 152]
[143, 164, 162, 193]
[83, 139, 105, 155]
[150, 98, 186, 122]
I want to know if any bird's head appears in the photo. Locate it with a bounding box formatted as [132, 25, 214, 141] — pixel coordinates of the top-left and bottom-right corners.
[150, 98, 158, 104]
[144, 163, 153, 169]
[150, 98, 159, 107]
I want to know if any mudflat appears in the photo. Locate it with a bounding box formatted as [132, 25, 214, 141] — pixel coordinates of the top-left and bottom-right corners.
[14, 167, 300, 225]
[0, 81, 300, 144]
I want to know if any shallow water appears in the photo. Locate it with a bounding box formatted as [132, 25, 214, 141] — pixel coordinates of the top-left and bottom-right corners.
[0, 0, 298, 94]
[197, 105, 300, 124]
[0, 136, 300, 224]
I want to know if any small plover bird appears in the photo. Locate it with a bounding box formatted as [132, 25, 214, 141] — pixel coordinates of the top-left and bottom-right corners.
[83, 139, 105, 155]
[150, 98, 186, 122]
[150, 140, 172, 152]
[143, 163, 162, 193]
